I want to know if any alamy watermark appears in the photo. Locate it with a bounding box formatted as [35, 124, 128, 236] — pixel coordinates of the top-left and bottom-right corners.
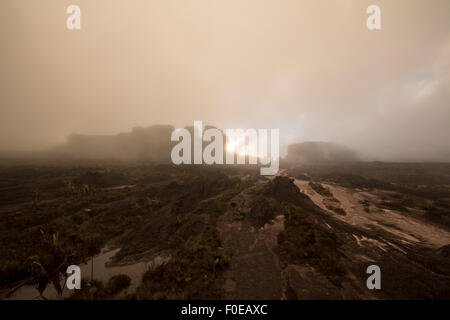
[66, 5, 81, 30]
[366, 265, 381, 289]
[66, 265, 81, 290]
[170, 121, 279, 176]
[65, 4, 381, 31]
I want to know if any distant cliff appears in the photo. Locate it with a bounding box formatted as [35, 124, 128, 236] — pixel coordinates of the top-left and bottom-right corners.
[53, 125, 175, 162]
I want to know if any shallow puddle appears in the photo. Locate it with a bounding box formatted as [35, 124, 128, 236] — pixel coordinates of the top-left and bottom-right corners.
[5, 246, 168, 300]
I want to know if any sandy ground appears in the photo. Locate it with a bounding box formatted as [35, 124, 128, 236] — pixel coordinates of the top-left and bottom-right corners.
[295, 180, 450, 249]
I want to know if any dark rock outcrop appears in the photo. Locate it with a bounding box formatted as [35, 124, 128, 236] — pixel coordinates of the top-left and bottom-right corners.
[54, 125, 175, 162]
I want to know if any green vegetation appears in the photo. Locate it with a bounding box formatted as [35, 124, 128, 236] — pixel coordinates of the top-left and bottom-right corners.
[277, 204, 346, 283]
[69, 274, 131, 300]
[32, 189, 42, 208]
[0, 163, 258, 297]
[28, 230, 74, 299]
[134, 216, 227, 299]
[106, 274, 132, 296]
[397, 194, 416, 208]
[132, 182, 249, 300]
[2, 161, 450, 299]
[308, 181, 346, 215]
[426, 200, 436, 211]
[359, 199, 371, 212]
[0, 164, 201, 287]
[324, 203, 346, 216]
[309, 182, 333, 197]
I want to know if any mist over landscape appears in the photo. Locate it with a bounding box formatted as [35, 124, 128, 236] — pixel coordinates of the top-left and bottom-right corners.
[1, 0, 450, 162]
[1, 0, 450, 303]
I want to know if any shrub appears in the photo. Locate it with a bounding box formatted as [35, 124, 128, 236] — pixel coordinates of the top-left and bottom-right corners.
[105, 274, 131, 296]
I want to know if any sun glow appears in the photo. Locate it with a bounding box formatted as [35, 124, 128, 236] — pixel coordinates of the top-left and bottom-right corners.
[225, 137, 258, 158]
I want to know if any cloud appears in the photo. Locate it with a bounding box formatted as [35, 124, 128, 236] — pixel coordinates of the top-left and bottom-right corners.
[0, 0, 449, 161]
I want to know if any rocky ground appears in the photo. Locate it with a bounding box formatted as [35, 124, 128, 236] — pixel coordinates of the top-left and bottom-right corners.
[1, 163, 449, 299]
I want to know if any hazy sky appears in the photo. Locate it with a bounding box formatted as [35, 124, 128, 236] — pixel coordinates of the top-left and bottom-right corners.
[1, 0, 449, 160]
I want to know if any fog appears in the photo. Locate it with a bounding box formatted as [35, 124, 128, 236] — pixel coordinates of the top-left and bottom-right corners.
[1, 0, 449, 161]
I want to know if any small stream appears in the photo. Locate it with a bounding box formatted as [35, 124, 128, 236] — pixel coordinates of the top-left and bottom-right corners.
[5, 246, 168, 300]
